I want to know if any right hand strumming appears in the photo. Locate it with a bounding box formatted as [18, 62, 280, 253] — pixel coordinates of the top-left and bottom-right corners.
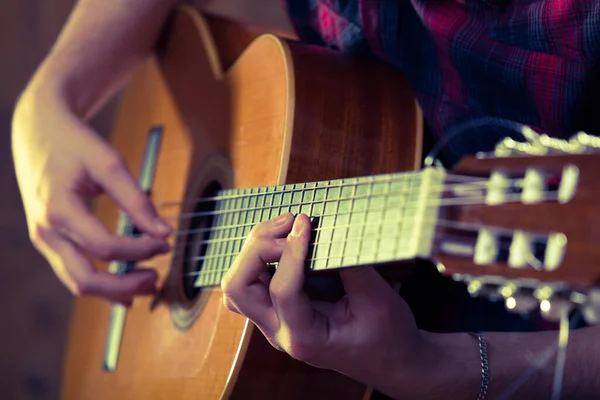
[11, 88, 172, 306]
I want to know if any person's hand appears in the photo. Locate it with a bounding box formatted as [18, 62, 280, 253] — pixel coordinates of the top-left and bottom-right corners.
[221, 212, 431, 391]
[12, 88, 172, 306]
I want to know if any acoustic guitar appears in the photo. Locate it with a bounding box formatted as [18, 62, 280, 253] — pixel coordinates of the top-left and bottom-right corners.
[60, 5, 600, 400]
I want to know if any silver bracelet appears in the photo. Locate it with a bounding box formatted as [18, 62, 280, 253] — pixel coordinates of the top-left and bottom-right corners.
[469, 332, 490, 400]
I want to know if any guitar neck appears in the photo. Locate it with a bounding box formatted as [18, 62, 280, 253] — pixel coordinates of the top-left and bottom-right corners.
[193, 168, 446, 288]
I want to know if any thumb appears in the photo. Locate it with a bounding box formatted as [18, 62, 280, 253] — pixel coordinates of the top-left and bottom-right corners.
[87, 150, 171, 238]
[339, 266, 399, 315]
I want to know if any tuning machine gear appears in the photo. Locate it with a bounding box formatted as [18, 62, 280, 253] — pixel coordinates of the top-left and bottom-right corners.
[483, 129, 600, 158]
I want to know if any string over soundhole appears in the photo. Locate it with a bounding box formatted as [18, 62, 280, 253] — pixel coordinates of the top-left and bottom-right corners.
[180, 181, 221, 300]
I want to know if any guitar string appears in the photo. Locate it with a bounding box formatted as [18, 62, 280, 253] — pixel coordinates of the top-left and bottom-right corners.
[161, 189, 493, 263]
[178, 214, 539, 261]
[136, 180, 559, 284]
[182, 213, 547, 283]
[154, 172, 490, 209]
[162, 188, 556, 258]
[157, 178, 526, 224]
[171, 215, 523, 247]
[165, 186, 558, 278]
[496, 310, 575, 400]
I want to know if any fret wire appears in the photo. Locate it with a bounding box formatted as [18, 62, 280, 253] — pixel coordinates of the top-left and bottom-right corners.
[166, 178, 500, 221]
[267, 186, 276, 221]
[321, 181, 335, 271]
[208, 198, 219, 286]
[240, 189, 250, 255]
[210, 197, 225, 285]
[375, 178, 391, 262]
[276, 184, 283, 221]
[355, 177, 374, 264]
[217, 197, 226, 286]
[219, 196, 232, 284]
[248, 187, 256, 229]
[201, 200, 216, 286]
[221, 196, 234, 285]
[339, 179, 357, 268]
[391, 175, 411, 260]
[305, 182, 317, 271]
[231, 193, 242, 281]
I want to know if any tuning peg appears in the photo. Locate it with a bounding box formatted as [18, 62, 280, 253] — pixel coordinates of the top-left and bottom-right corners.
[532, 285, 571, 321]
[484, 127, 600, 158]
[581, 289, 600, 325]
[498, 283, 538, 314]
[539, 298, 572, 321]
[569, 131, 600, 154]
[467, 280, 501, 301]
[505, 295, 539, 314]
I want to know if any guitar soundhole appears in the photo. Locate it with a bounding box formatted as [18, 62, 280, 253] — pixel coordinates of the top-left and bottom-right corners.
[181, 181, 221, 300]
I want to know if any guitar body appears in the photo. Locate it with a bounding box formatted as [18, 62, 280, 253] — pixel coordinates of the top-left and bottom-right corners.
[61, 6, 422, 400]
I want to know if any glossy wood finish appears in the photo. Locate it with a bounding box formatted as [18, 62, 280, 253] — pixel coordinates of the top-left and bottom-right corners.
[437, 153, 600, 288]
[61, 5, 422, 400]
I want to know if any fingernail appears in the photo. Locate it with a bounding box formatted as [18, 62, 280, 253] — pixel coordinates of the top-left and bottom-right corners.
[272, 213, 289, 225]
[290, 215, 305, 237]
[159, 242, 171, 253]
[155, 218, 171, 234]
[143, 273, 157, 284]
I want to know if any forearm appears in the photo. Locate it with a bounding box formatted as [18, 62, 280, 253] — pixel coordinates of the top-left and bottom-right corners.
[26, 0, 181, 118]
[387, 326, 600, 399]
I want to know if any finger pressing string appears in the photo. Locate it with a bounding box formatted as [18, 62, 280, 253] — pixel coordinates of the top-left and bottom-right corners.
[86, 149, 171, 237]
[269, 214, 318, 332]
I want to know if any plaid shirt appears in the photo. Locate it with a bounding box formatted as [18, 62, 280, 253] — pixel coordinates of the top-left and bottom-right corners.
[284, 0, 600, 165]
[282, 0, 595, 334]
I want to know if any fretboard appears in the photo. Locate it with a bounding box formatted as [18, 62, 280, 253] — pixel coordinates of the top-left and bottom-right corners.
[193, 168, 445, 288]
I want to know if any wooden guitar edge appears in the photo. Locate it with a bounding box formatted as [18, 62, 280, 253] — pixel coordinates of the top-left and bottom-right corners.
[169, 5, 340, 400]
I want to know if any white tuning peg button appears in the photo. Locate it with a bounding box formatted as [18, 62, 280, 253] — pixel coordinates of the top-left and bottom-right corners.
[505, 295, 538, 315]
[558, 165, 579, 204]
[582, 290, 600, 325]
[474, 229, 498, 265]
[521, 168, 544, 204]
[544, 233, 567, 271]
[583, 306, 600, 325]
[540, 298, 572, 322]
[508, 231, 532, 268]
[486, 171, 509, 205]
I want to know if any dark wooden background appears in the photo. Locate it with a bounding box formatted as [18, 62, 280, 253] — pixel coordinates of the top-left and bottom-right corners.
[1, 2, 91, 399]
[0, 1, 287, 399]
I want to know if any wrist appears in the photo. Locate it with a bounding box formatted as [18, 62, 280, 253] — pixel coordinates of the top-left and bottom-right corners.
[378, 331, 482, 400]
[28, 61, 96, 119]
[14, 76, 68, 124]
[423, 331, 482, 399]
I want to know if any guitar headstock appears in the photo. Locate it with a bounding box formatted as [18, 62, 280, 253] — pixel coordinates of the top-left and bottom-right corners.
[432, 129, 600, 324]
